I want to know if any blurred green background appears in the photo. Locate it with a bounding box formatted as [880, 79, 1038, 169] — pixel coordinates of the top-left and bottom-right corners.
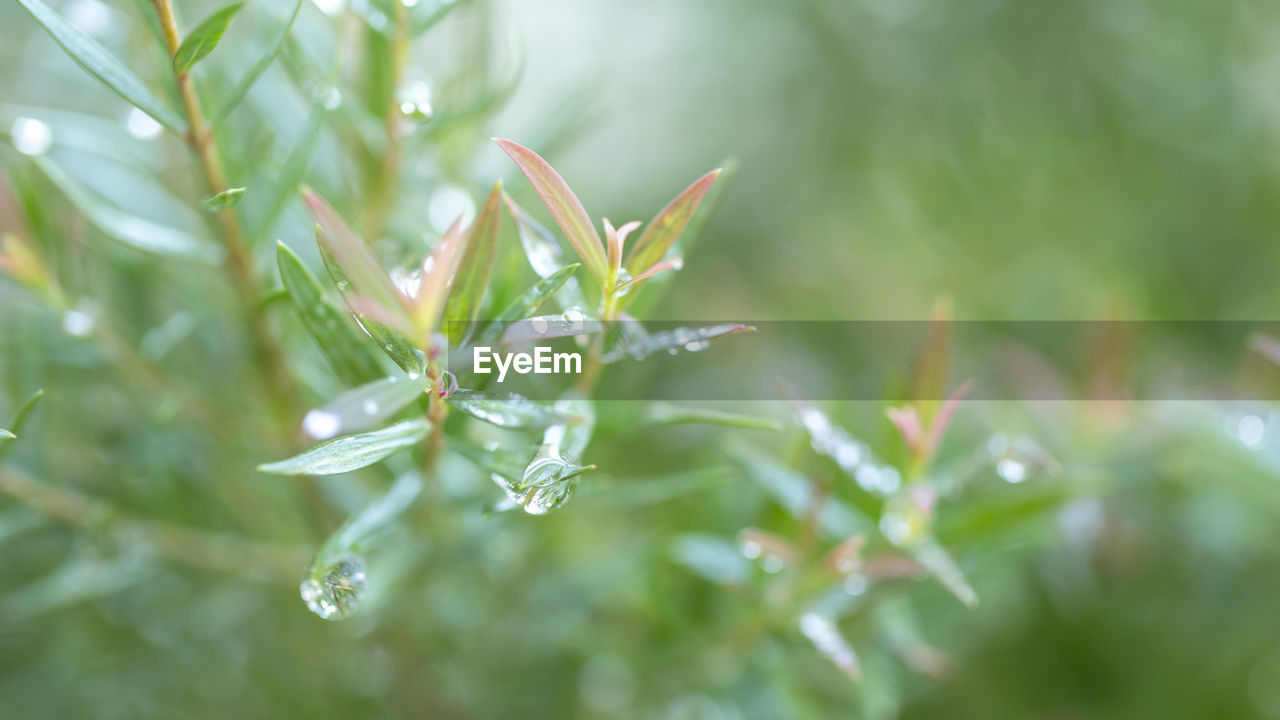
[4, 0, 1280, 717]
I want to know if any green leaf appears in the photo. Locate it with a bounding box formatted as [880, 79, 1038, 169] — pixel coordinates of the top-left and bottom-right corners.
[210, 0, 304, 129]
[302, 373, 429, 440]
[729, 438, 872, 540]
[257, 419, 430, 476]
[5, 389, 43, 438]
[493, 139, 608, 286]
[0, 430, 14, 440]
[442, 182, 502, 346]
[600, 323, 754, 363]
[607, 403, 782, 432]
[476, 264, 580, 345]
[30, 155, 223, 263]
[172, 3, 244, 74]
[313, 471, 422, 562]
[910, 541, 978, 608]
[624, 168, 721, 278]
[503, 192, 589, 310]
[670, 534, 751, 586]
[205, 187, 244, 210]
[305, 191, 423, 374]
[251, 98, 327, 240]
[445, 389, 572, 429]
[277, 241, 385, 385]
[15, 0, 185, 133]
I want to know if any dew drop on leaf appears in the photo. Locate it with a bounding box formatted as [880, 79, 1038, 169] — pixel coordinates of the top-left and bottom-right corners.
[125, 108, 162, 140]
[302, 409, 341, 440]
[299, 555, 366, 621]
[12, 117, 52, 156]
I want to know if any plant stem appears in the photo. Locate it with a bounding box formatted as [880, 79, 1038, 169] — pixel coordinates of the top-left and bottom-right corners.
[149, 0, 296, 417]
[364, 0, 411, 243]
[0, 466, 307, 582]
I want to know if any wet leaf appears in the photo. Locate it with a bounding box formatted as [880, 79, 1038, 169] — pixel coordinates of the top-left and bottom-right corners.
[30, 155, 223, 263]
[604, 402, 782, 432]
[301, 373, 429, 440]
[503, 192, 589, 310]
[410, 218, 468, 343]
[493, 139, 608, 286]
[257, 419, 430, 476]
[205, 187, 244, 210]
[0, 430, 13, 440]
[172, 3, 244, 74]
[445, 389, 572, 429]
[474, 264, 580, 346]
[210, 0, 304, 128]
[276, 241, 385, 385]
[500, 312, 599, 346]
[600, 323, 753, 363]
[442, 182, 502, 345]
[15, 0, 185, 133]
[910, 540, 978, 608]
[493, 396, 595, 514]
[624, 168, 720, 280]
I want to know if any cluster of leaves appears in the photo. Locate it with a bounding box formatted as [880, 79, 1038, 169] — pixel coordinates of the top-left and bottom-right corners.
[0, 0, 1129, 716]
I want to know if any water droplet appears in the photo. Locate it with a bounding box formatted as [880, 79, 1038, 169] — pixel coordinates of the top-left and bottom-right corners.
[12, 117, 52, 156]
[302, 409, 341, 440]
[390, 266, 422, 298]
[66, 0, 112, 36]
[562, 306, 585, 330]
[427, 184, 475, 234]
[311, 0, 344, 17]
[299, 556, 366, 620]
[683, 340, 710, 352]
[436, 370, 458, 398]
[124, 108, 162, 140]
[996, 458, 1027, 483]
[1238, 414, 1266, 448]
[61, 306, 95, 337]
[320, 87, 343, 110]
[361, 398, 379, 416]
[407, 372, 420, 381]
[612, 269, 633, 297]
[740, 540, 762, 559]
[396, 80, 433, 122]
[530, 316, 549, 335]
[402, 0, 418, 7]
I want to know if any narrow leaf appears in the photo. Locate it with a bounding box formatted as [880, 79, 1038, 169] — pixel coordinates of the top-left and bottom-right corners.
[624, 168, 720, 277]
[257, 418, 430, 476]
[476, 264, 580, 345]
[277, 242, 385, 385]
[442, 182, 502, 345]
[500, 312, 599, 346]
[314, 472, 422, 562]
[210, 0, 304, 128]
[4, 389, 44, 450]
[600, 323, 753, 363]
[301, 373, 429, 440]
[172, 3, 244, 74]
[410, 218, 468, 343]
[671, 534, 751, 586]
[617, 257, 682, 289]
[446, 389, 573, 429]
[251, 97, 327, 239]
[626, 403, 782, 431]
[730, 439, 872, 540]
[15, 0, 185, 133]
[493, 139, 608, 285]
[504, 192, 589, 310]
[31, 155, 223, 263]
[206, 187, 244, 210]
[0, 430, 14, 440]
[911, 541, 978, 607]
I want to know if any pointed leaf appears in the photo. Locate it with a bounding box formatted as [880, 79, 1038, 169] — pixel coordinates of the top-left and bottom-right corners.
[0, 389, 44, 460]
[302, 373, 429, 440]
[303, 191, 404, 313]
[504, 192, 589, 310]
[671, 534, 751, 586]
[313, 472, 422, 563]
[500, 312, 600, 346]
[442, 182, 501, 345]
[910, 540, 978, 608]
[410, 218, 468, 343]
[172, 3, 244, 73]
[624, 168, 720, 277]
[257, 418, 430, 476]
[493, 139, 608, 285]
[210, 0, 304, 128]
[599, 323, 753, 363]
[475, 264, 580, 346]
[277, 242, 385, 385]
[0, 430, 14, 440]
[206, 187, 244, 210]
[616, 256, 682, 290]
[446, 389, 573, 429]
[15, 0, 185, 133]
[30, 155, 223, 263]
